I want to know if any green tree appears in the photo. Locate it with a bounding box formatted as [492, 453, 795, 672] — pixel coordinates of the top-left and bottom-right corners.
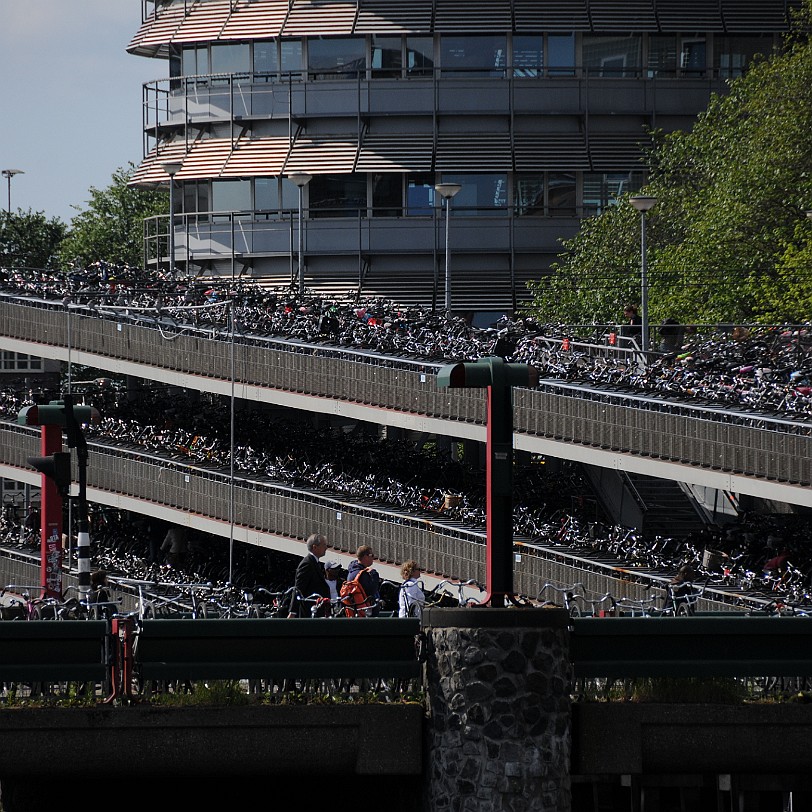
[57, 164, 167, 270]
[525, 1, 812, 326]
[0, 209, 67, 270]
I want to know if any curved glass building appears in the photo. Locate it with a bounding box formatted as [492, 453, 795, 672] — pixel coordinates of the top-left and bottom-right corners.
[128, 0, 797, 320]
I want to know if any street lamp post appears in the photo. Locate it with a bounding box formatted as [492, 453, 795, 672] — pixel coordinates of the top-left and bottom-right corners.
[629, 195, 657, 354]
[161, 162, 183, 276]
[287, 173, 312, 299]
[2, 169, 24, 212]
[435, 183, 462, 313]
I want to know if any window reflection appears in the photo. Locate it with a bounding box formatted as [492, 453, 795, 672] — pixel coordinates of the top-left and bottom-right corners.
[309, 174, 366, 217]
[255, 178, 279, 212]
[372, 36, 403, 78]
[281, 40, 303, 77]
[407, 173, 434, 215]
[515, 175, 544, 215]
[548, 34, 575, 76]
[211, 179, 252, 220]
[183, 181, 210, 220]
[513, 36, 543, 78]
[254, 41, 279, 79]
[439, 174, 507, 216]
[648, 35, 677, 78]
[406, 37, 434, 77]
[211, 43, 250, 85]
[680, 36, 706, 75]
[440, 35, 507, 77]
[548, 173, 576, 216]
[308, 37, 366, 79]
[583, 35, 641, 78]
[583, 171, 645, 215]
[715, 35, 773, 79]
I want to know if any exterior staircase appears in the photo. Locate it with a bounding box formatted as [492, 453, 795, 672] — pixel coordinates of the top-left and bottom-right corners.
[623, 472, 708, 538]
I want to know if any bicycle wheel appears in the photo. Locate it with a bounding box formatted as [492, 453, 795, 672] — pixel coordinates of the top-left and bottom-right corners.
[568, 601, 582, 618]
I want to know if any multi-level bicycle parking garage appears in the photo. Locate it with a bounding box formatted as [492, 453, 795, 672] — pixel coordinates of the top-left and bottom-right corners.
[0, 290, 809, 610]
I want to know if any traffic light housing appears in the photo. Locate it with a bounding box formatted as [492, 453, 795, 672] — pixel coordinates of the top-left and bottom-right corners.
[17, 402, 100, 427]
[436, 357, 539, 389]
[28, 452, 72, 496]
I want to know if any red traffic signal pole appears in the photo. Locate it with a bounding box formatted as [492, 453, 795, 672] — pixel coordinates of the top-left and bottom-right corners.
[39, 424, 64, 600]
[436, 357, 538, 608]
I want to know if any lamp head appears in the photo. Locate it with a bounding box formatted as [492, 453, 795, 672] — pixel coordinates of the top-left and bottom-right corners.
[629, 195, 657, 213]
[287, 172, 313, 188]
[2, 169, 24, 180]
[435, 183, 462, 200]
[161, 162, 183, 178]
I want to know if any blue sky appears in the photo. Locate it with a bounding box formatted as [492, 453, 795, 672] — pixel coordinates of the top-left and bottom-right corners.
[0, 2, 160, 224]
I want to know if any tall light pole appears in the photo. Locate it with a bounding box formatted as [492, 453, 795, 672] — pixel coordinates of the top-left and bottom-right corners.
[161, 162, 183, 276]
[287, 172, 312, 299]
[435, 182, 462, 312]
[629, 195, 657, 353]
[2, 169, 24, 212]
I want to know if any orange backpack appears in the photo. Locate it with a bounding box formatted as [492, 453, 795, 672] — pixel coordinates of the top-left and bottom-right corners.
[339, 569, 371, 617]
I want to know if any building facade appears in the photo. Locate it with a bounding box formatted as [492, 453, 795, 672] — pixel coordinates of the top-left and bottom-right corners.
[128, 0, 798, 320]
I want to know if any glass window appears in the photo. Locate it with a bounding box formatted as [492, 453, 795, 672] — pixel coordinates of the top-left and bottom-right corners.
[406, 173, 434, 215]
[281, 176, 300, 210]
[648, 36, 677, 78]
[309, 174, 366, 217]
[583, 171, 645, 215]
[181, 45, 209, 77]
[680, 36, 706, 75]
[547, 34, 575, 75]
[583, 35, 641, 78]
[211, 43, 251, 84]
[439, 174, 508, 216]
[169, 46, 182, 78]
[254, 41, 279, 78]
[715, 36, 773, 79]
[372, 36, 403, 78]
[183, 181, 210, 216]
[548, 173, 576, 216]
[406, 37, 434, 77]
[372, 174, 402, 216]
[1, 352, 39, 370]
[211, 179, 252, 216]
[255, 178, 279, 212]
[515, 175, 545, 216]
[440, 35, 507, 77]
[513, 35, 543, 78]
[308, 37, 366, 79]
[281, 40, 303, 76]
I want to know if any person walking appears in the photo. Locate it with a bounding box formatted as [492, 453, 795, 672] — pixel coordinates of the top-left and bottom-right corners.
[288, 532, 331, 617]
[398, 560, 425, 618]
[346, 545, 382, 616]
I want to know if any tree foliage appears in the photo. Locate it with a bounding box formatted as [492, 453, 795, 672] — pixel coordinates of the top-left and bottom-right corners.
[0, 209, 67, 271]
[524, 1, 812, 326]
[57, 164, 167, 270]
